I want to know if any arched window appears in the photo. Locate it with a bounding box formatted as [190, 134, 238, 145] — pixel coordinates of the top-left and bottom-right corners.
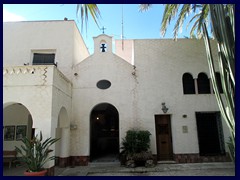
[197, 73, 211, 94]
[182, 73, 195, 94]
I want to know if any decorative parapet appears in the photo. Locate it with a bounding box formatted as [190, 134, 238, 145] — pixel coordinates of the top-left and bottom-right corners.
[3, 65, 71, 92]
[3, 65, 51, 86]
[3, 66, 39, 75]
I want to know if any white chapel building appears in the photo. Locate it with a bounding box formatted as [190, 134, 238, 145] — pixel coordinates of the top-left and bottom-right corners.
[3, 20, 231, 174]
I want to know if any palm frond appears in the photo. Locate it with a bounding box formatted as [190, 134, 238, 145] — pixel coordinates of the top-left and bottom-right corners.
[173, 4, 192, 40]
[189, 18, 200, 38]
[161, 4, 210, 39]
[138, 4, 152, 12]
[161, 4, 180, 37]
[76, 4, 101, 32]
[196, 4, 209, 38]
[186, 13, 200, 35]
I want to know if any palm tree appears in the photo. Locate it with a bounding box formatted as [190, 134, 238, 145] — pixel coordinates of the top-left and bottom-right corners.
[76, 4, 101, 32]
[139, 4, 211, 40]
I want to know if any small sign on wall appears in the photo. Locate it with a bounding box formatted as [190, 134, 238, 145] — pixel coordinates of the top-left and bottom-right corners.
[182, 126, 188, 133]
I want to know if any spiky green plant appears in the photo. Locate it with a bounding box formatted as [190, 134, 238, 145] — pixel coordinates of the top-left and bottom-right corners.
[15, 131, 60, 172]
[202, 4, 235, 162]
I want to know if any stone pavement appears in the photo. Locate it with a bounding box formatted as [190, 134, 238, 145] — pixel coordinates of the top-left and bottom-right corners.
[3, 162, 235, 176]
[56, 162, 235, 176]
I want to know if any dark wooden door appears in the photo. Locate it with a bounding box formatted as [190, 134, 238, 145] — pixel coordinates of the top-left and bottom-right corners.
[155, 115, 173, 161]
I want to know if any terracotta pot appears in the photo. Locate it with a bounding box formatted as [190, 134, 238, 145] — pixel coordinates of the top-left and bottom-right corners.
[24, 169, 47, 176]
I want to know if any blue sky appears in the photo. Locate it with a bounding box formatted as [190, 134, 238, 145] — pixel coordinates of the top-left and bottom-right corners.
[3, 4, 194, 54]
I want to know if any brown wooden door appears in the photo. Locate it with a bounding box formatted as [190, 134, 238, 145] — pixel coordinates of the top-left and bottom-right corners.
[155, 115, 173, 161]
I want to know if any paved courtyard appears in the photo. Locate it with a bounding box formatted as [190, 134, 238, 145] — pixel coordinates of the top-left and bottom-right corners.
[3, 162, 235, 176]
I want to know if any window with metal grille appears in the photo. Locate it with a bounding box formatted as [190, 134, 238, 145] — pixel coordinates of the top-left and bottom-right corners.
[32, 53, 55, 65]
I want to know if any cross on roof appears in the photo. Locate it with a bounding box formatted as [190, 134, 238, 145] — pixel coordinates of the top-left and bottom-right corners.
[101, 26, 106, 34]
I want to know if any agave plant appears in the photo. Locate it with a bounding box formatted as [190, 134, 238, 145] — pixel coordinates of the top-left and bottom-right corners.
[15, 131, 60, 172]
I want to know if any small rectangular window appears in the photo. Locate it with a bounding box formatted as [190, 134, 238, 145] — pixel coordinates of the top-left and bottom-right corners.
[33, 53, 55, 65]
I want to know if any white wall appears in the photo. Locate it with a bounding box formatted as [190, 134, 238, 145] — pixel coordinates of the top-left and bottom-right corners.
[70, 36, 230, 157]
[3, 104, 32, 150]
[4, 20, 231, 160]
[71, 35, 136, 155]
[73, 23, 90, 66]
[3, 65, 72, 167]
[3, 20, 90, 80]
[133, 39, 230, 154]
[115, 39, 134, 64]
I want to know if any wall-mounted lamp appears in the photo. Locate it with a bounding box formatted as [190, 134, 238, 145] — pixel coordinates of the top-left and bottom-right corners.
[161, 102, 169, 114]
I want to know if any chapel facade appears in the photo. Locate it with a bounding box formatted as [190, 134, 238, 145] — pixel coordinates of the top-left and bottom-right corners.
[3, 20, 231, 174]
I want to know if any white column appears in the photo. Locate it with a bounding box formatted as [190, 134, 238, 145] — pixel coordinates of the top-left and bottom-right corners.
[60, 127, 70, 157]
[194, 79, 198, 94]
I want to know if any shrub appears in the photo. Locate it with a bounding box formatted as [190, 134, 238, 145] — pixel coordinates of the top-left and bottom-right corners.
[121, 129, 151, 156]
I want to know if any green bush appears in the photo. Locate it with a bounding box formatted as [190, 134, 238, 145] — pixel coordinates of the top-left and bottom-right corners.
[121, 129, 151, 156]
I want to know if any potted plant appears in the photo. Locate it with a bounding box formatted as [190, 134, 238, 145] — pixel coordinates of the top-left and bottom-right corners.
[15, 131, 59, 176]
[121, 129, 155, 168]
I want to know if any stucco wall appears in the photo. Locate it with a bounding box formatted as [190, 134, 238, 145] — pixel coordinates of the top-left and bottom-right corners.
[3, 20, 231, 163]
[3, 104, 32, 150]
[3, 20, 89, 80]
[132, 39, 230, 154]
[115, 39, 134, 64]
[73, 22, 90, 66]
[71, 35, 136, 155]
[3, 65, 72, 167]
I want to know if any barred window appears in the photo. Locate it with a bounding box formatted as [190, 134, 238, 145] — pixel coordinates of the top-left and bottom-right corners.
[33, 53, 55, 65]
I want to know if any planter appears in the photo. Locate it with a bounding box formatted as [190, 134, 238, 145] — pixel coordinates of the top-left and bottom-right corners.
[125, 152, 155, 168]
[24, 169, 47, 176]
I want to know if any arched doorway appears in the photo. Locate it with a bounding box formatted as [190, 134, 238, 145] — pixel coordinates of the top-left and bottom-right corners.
[90, 103, 119, 162]
[3, 103, 33, 151]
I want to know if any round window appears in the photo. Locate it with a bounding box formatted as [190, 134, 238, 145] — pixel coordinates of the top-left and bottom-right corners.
[97, 80, 111, 89]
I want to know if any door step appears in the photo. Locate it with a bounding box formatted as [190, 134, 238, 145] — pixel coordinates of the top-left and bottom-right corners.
[157, 161, 176, 164]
